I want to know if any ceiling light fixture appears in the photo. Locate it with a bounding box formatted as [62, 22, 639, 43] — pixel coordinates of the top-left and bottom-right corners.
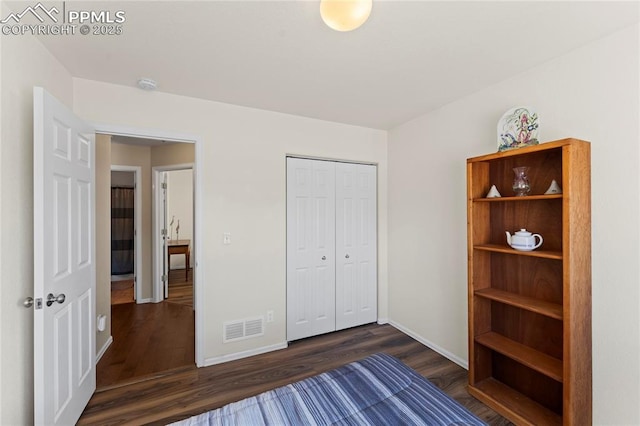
[320, 0, 372, 32]
[137, 78, 157, 91]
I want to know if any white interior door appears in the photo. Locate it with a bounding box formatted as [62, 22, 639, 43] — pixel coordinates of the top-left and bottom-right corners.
[162, 172, 169, 298]
[335, 163, 377, 330]
[33, 87, 96, 425]
[152, 169, 169, 302]
[286, 158, 336, 341]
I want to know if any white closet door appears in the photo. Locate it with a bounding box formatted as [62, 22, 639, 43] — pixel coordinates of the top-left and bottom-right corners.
[335, 163, 377, 330]
[286, 158, 336, 341]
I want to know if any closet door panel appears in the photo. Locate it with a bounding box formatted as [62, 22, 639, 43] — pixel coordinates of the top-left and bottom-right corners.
[336, 164, 357, 328]
[336, 163, 377, 330]
[357, 171, 377, 325]
[287, 158, 336, 341]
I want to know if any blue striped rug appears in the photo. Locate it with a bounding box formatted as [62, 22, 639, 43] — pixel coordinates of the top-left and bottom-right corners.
[172, 353, 486, 425]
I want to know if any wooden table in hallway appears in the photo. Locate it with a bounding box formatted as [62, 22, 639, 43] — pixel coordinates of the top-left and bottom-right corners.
[168, 239, 190, 280]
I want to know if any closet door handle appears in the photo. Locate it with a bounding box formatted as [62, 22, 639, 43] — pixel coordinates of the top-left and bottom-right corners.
[321, 256, 326, 260]
[345, 254, 350, 259]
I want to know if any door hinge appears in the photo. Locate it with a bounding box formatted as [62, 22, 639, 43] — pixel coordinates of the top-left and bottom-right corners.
[162, 274, 168, 282]
[161, 228, 167, 236]
[161, 182, 167, 189]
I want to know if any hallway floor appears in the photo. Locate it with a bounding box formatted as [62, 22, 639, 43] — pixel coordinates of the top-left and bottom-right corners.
[98, 269, 194, 389]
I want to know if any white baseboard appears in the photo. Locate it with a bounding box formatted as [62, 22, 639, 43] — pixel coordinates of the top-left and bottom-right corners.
[96, 335, 113, 363]
[203, 342, 289, 367]
[136, 298, 154, 304]
[388, 320, 468, 370]
[199, 322, 466, 370]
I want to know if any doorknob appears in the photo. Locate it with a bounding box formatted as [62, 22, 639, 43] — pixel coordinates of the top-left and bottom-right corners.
[345, 254, 350, 259]
[46, 293, 66, 307]
[321, 256, 326, 260]
[24, 297, 43, 309]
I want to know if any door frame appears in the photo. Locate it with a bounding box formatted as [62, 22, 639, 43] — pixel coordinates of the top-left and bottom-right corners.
[110, 165, 142, 302]
[94, 123, 204, 367]
[152, 164, 194, 302]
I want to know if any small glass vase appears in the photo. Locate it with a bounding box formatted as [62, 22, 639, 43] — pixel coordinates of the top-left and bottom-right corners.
[512, 166, 531, 196]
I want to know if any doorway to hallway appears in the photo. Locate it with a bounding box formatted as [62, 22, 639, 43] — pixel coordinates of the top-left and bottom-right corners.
[97, 134, 197, 389]
[156, 167, 195, 301]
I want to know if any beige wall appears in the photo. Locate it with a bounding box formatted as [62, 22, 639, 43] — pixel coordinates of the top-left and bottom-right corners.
[167, 169, 193, 268]
[96, 134, 112, 355]
[111, 170, 135, 187]
[0, 13, 74, 424]
[73, 79, 389, 365]
[110, 143, 154, 300]
[151, 142, 195, 166]
[387, 25, 639, 424]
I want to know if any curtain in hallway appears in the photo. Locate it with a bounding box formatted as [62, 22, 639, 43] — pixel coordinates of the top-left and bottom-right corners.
[111, 187, 135, 275]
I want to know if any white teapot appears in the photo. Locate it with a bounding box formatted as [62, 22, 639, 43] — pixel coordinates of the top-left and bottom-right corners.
[505, 229, 543, 251]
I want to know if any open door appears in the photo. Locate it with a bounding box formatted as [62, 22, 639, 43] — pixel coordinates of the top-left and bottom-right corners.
[33, 87, 96, 425]
[162, 171, 169, 299]
[153, 169, 171, 302]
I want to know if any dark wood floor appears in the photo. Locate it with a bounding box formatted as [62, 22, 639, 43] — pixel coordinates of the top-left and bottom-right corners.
[98, 269, 194, 389]
[166, 277, 194, 308]
[80, 321, 511, 425]
[110, 278, 135, 305]
[111, 269, 193, 307]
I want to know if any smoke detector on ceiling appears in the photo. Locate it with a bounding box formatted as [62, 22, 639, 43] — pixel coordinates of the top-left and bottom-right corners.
[137, 78, 157, 91]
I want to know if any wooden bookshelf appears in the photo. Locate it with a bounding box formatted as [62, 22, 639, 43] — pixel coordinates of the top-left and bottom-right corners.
[467, 139, 592, 425]
[474, 288, 562, 320]
[474, 243, 562, 260]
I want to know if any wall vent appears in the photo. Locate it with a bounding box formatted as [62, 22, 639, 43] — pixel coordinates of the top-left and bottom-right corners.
[223, 316, 264, 343]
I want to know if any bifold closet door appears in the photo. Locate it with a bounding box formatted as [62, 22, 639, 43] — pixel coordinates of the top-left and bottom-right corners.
[286, 158, 336, 341]
[335, 163, 377, 330]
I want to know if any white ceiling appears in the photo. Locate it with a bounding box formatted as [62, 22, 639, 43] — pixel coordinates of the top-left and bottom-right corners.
[31, 1, 640, 130]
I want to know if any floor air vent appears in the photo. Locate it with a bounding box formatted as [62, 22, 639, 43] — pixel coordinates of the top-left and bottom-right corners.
[223, 316, 264, 343]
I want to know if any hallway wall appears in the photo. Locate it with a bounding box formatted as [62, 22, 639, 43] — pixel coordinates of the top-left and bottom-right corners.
[110, 143, 153, 300]
[167, 169, 193, 269]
